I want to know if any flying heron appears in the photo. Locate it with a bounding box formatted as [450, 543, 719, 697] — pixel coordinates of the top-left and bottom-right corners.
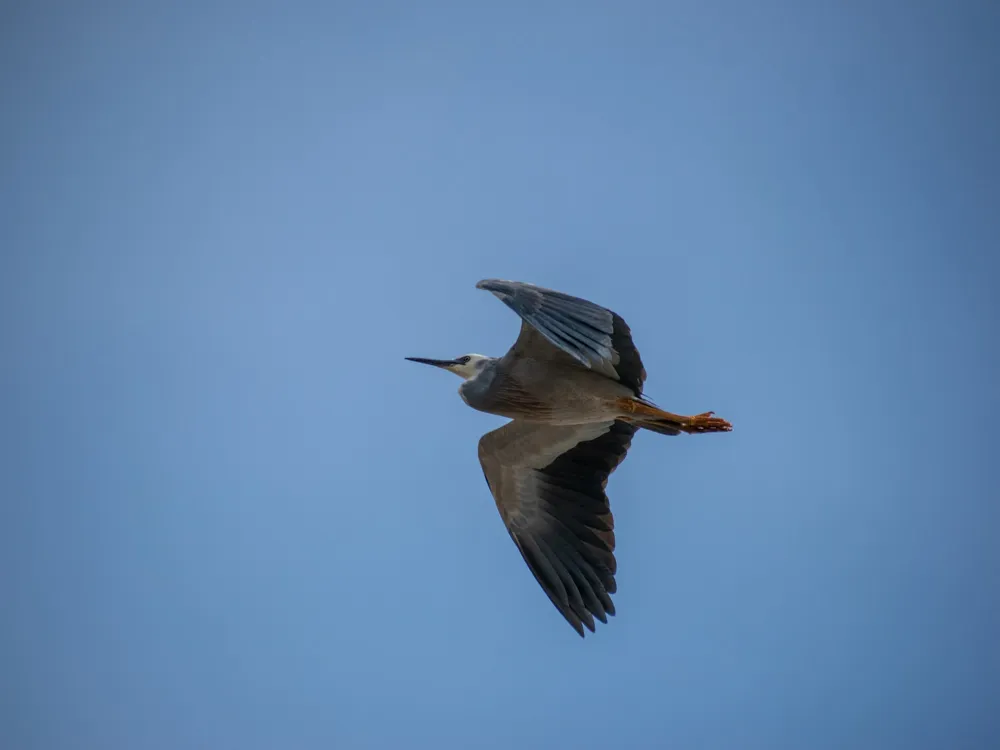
[406, 279, 732, 636]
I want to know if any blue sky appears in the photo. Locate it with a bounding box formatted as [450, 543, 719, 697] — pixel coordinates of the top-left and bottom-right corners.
[2, 2, 998, 748]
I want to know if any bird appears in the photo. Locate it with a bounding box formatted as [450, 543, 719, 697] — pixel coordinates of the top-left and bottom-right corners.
[406, 279, 732, 636]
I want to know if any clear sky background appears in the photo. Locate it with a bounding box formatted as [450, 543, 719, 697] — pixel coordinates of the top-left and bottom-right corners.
[3, 2, 999, 749]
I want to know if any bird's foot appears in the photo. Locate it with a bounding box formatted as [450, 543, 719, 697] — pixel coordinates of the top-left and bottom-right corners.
[681, 412, 733, 434]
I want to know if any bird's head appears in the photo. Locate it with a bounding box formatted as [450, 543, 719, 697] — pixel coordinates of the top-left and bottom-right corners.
[405, 353, 492, 380]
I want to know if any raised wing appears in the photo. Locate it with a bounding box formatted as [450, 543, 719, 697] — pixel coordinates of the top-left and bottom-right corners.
[476, 278, 647, 395]
[478, 419, 638, 636]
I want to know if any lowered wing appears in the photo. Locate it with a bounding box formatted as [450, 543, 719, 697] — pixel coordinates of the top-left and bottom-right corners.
[478, 419, 638, 636]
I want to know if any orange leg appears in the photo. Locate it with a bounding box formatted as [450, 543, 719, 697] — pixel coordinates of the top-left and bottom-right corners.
[616, 397, 733, 434]
[663, 410, 732, 434]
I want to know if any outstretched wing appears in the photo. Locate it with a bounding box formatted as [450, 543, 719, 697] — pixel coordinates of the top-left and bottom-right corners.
[478, 419, 638, 636]
[476, 278, 647, 395]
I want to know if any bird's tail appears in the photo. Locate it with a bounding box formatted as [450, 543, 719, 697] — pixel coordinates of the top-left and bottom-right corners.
[615, 397, 733, 436]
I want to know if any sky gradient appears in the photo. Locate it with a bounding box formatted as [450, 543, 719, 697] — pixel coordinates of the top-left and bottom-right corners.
[3, 2, 999, 748]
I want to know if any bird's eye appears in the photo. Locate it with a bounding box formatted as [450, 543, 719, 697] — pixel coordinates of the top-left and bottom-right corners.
[458, 356, 471, 364]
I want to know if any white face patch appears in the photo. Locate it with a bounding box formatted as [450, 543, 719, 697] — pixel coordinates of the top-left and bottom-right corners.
[449, 354, 490, 380]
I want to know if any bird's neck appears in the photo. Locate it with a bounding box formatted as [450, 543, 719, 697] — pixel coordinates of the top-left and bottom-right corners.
[458, 358, 498, 407]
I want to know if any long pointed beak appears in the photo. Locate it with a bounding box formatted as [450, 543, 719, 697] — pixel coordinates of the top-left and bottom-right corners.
[405, 356, 459, 370]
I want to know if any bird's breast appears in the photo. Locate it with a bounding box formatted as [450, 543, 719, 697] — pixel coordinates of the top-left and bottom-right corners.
[461, 359, 631, 423]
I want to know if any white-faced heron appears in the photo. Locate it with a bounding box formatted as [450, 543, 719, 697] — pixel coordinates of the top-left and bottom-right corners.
[406, 279, 732, 636]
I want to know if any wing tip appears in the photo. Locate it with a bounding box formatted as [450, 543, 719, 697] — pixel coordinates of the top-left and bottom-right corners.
[476, 278, 512, 294]
[569, 606, 611, 637]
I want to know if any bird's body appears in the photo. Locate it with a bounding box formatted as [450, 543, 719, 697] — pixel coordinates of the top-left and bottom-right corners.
[459, 353, 634, 424]
[407, 279, 732, 636]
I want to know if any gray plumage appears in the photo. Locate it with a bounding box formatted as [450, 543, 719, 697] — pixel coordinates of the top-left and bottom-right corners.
[477, 419, 634, 635]
[406, 279, 732, 636]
